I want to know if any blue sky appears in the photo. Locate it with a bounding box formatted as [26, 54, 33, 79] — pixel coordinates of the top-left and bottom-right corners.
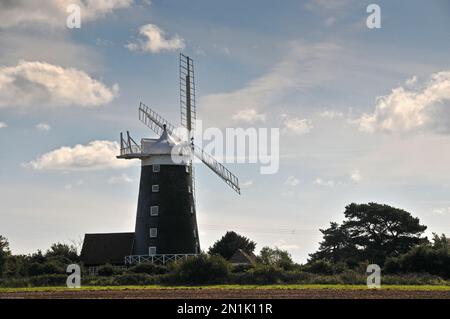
[0, 0, 449, 262]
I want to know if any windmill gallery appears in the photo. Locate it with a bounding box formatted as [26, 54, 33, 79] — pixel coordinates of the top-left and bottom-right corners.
[79, 54, 241, 271]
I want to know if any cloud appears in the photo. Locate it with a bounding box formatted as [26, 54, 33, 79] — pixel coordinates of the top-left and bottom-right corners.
[24, 140, 136, 171]
[36, 123, 51, 131]
[356, 71, 450, 134]
[241, 180, 254, 188]
[313, 178, 335, 187]
[108, 174, 134, 184]
[318, 110, 344, 119]
[200, 41, 341, 127]
[126, 24, 185, 53]
[285, 176, 300, 187]
[350, 169, 361, 183]
[433, 207, 450, 215]
[0, 122, 7, 128]
[0, 61, 119, 108]
[232, 109, 266, 123]
[283, 117, 313, 136]
[0, 0, 133, 28]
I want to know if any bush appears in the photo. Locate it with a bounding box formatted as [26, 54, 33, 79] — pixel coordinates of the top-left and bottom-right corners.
[303, 260, 335, 275]
[128, 263, 167, 275]
[30, 274, 67, 286]
[385, 245, 450, 278]
[170, 254, 230, 284]
[113, 273, 156, 285]
[97, 264, 116, 276]
[244, 265, 285, 284]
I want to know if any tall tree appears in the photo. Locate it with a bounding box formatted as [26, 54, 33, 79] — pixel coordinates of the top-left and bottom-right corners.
[208, 231, 256, 259]
[0, 235, 11, 277]
[259, 247, 294, 270]
[309, 203, 427, 265]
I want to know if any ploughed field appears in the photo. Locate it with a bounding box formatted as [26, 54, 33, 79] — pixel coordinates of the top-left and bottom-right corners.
[1, 285, 450, 299]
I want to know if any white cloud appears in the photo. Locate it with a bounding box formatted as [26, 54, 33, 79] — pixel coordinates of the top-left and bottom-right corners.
[200, 42, 341, 127]
[126, 24, 185, 53]
[406, 75, 418, 86]
[232, 108, 266, 123]
[318, 110, 344, 119]
[283, 117, 313, 136]
[285, 176, 300, 187]
[0, 122, 7, 128]
[432, 207, 450, 215]
[357, 71, 450, 133]
[108, 174, 134, 184]
[241, 180, 254, 188]
[36, 123, 51, 131]
[313, 178, 335, 187]
[24, 140, 136, 171]
[276, 240, 301, 251]
[350, 169, 361, 183]
[0, 0, 133, 28]
[0, 61, 119, 108]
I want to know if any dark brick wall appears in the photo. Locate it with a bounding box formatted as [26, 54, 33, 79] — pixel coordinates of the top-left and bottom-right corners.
[133, 164, 200, 255]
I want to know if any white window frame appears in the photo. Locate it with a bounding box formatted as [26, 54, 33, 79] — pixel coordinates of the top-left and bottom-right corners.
[152, 164, 160, 173]
[188, 186, 192, 193]
[152, 184, 159, 193]
[149, 246, 157, 256]
[190, 205, 194, 214]
[193, 229, 197, 238]
[150, 206, 159, 216]
[185, 165, 190, 173]
[150, 228, 158, 238]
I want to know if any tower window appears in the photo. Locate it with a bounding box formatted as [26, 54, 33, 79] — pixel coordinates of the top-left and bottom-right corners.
[149, 246, 156, 256]
[185, 165, 190, 173]
[150, 228, 158, 238]
[152, 184, 159, 192]
[150, 206, 159, 216]
[193, 229, 197, 238]
[152, 164, 160, 172]
[190, 205, 194, 214]
[188, 186, 192, 193]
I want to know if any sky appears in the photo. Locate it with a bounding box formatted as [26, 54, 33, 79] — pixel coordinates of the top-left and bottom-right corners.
[0, 0, 450, 263]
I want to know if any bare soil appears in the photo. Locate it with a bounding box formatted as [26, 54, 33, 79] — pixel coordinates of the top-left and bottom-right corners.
[1, 288, 450, 299]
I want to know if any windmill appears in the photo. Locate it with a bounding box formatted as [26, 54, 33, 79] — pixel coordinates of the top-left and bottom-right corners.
[117, 54, 240, 263]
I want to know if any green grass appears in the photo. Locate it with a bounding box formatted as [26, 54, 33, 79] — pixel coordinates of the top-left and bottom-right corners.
[1, 284, 450, 293]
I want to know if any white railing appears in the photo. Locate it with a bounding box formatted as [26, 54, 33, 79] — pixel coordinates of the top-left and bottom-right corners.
[125, 254, 198, 265]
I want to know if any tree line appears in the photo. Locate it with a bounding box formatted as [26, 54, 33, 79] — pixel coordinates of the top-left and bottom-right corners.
[1, 202, 449, 286]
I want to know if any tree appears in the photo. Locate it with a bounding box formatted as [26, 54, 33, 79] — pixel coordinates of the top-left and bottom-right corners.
[45, 243, 79, 262]
[208, 231, 256, 259]
[0, 235, 11, 277]
[258, 247, 294, 270]
[385, 234, 450, 278]
[171, 254, 230, 284]
[309, 203, 427, 265]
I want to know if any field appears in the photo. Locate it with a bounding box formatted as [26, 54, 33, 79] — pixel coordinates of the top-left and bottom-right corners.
[1, 285, 450, 299]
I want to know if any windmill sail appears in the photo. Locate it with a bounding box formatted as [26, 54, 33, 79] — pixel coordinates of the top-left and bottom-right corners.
[138, 103, 241, 195]
[180, 53, 196, 133]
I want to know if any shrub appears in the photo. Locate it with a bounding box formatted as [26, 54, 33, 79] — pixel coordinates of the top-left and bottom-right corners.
[245, 265, 285, 284]
[304, 260, 335, 275]
[170, 254, 230, 284]
[128, 263, 167, 275]
[113, 273, 156, 285]
[30, 274, 67, 286]
[385, 245, 450, 278]
[97, 264, 117, 276]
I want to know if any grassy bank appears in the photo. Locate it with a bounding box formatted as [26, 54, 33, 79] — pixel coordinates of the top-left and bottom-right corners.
[1, 284, 450, 293]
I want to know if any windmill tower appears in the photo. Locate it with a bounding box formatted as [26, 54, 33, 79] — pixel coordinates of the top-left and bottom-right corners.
[117, 54, 240, 262]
